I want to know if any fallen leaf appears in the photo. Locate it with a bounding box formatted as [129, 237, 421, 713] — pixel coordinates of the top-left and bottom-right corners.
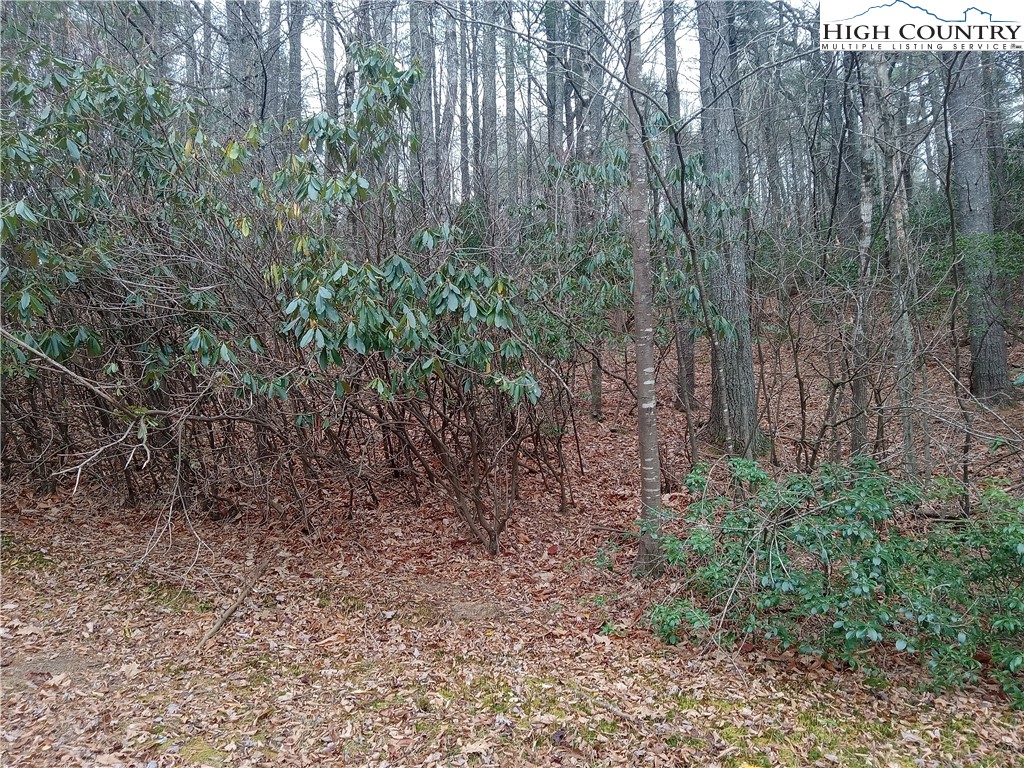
[461, 740, 493, 754]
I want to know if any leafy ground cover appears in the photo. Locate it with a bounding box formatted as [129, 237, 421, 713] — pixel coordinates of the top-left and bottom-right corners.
[2, 387, 1022, 768]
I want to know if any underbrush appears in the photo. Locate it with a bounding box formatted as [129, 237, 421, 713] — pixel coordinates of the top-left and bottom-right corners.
[648, 458, 1024, 707]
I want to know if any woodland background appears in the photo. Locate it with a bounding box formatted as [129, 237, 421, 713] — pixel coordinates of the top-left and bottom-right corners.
[1, 1, 1023, 766]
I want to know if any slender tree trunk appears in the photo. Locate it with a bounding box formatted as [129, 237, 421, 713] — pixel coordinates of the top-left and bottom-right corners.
[850, 55, 875, 456]
[459, 0, 471, 200]
[544, 1, 563, 158]
[663, 0, 695, 410]
[322, 0, 338, 117]
[287, 1, 306, 120]
[242, 0, 261, 117]
[585, 0, 605, 163]
[227, 1, 244, 110]
[583, 0, 606, 420]
[266, 1, 282, 121]
[471, 3, 481, 196]
[410, 1, 437, 218]
[437, 10, 457, 208]
[544, 0, 563, 229]
[525, 49, 535, 208]
[481, 1, 499, 255]
[185, 16, 197, 89]
[624, 0, 663, 578]
[839, 60, 863, 253]
[874, 54, 918, 477]
[504, 2, 517, 206]
[563, 4, 579, 149]
[202, 0, 212, 80]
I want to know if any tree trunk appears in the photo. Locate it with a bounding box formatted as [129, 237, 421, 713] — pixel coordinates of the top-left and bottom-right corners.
[409, 0, 438, 219]
[504, 2, 517, 206]
[242, 0, 261, 118]
[202, 0, 212, 80]
[663, 0, 695, 409]
[850, 54, 876, 457]
[265, 0, 282, 121]
[437, 9, 457, 210]
[947, 52, 1010, 401]
[287, 0, 306, 120]
[544, 0, 564, 229]
[544, 1, 563, 158]
[583, 0, 606, 419]
[459, 0, 471, 200]
[481, 1, 499, 254]
[697, 0, 758, 457]
[322, 0, 338, 118]
[872, 54, 918, 477]
[471, 2, 481, 196]
[982, 59, 1011, 233]
[624, 0, 663, 578]
[227, 1, 244, 110]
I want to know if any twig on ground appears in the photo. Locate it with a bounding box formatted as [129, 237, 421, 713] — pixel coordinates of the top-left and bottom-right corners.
[199, 554, 274, 649]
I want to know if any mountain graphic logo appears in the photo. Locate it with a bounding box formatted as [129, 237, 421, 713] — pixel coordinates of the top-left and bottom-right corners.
[836, 1, 1015, 24]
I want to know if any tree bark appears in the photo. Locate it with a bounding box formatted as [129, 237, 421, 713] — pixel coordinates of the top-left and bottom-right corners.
[663, 0, 695, 409]
[504, 2, 517, 206]
[459, 0, 471, 200]
[624, 0, 663, 578]
[544, 1, 563, 159]
[697, 0, 758, 457]
[265, 0, 283, 121]
[202, 0, 212, 81]
[287, 0, 306, 120]
[873, 55, 918, 478]
[409, 1, 437, 218]
[850, 55, 876, 457]
[322, 0, 338, 118]
[481, 1, 499, 253]
[947, 52, 1011, 401]
[437, 9, 457, 209]
[471, 2, 481, 196]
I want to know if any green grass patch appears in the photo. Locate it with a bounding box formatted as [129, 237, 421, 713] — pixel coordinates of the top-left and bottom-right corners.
[143, 581, 213, 613]
[1, 534, 53, 570]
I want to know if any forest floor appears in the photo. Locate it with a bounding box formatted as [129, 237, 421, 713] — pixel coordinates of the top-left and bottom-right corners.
[2, 352, 1024, 768]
